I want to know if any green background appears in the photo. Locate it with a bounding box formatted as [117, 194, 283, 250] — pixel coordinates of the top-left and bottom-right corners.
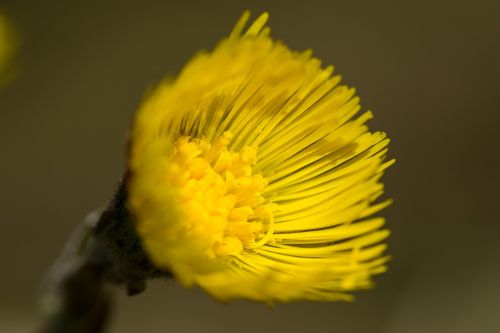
[1, 0, 499, 332]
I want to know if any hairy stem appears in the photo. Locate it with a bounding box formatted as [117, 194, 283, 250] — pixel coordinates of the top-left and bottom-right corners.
[39, 212, 112, 333]
[38, 179, 166, 333]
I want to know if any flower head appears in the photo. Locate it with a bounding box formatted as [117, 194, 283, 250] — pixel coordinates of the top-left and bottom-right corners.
[128, 12, 393, 302]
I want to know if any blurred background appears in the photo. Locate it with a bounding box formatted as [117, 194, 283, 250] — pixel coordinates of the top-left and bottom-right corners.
[1, 0, 499, 332]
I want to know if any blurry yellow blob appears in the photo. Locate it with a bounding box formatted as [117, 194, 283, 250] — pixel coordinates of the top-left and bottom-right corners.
[0, 14, 15, 86]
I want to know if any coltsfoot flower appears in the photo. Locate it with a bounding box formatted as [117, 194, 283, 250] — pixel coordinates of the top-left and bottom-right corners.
[128, 12, 394, 302]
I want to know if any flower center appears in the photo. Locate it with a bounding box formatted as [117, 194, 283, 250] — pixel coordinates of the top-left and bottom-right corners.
[165, 132, 274, 258]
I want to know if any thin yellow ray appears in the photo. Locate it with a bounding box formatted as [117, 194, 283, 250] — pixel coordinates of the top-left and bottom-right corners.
[276, 218, 385, 243]
[264, 230, 390, 257]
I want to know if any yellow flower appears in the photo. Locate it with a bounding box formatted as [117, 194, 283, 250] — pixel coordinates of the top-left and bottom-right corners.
[128, 12, 394, 302]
